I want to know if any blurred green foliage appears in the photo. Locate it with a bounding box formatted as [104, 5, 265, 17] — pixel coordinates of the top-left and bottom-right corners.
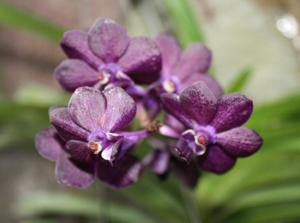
[161, 0, 205, 46]
[227, 67, 253, 93]
[0, 1, 300, 223]
[0, 0, 64, 42]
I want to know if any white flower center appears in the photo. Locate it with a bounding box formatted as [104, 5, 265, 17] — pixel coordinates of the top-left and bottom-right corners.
[88, 141, 103, 154]
[98, 71, 110, 85]
[162, 80, 176, 93]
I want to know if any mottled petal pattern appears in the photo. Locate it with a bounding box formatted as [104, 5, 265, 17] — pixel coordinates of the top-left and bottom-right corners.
[118, 37, 161, 84]
[198, 145, 236, 174]
[180, 82, 217, 125]
[88, 19, 129, 62]
[55, 59, 99, 92]
[217, 127, 262, 157]
[101, 87, 136, 131]
[49, 107, 88, 141]
[35, 127, 63, 161]
[55, 152, 95, 188]
[173, 43, 212, 78]
[97, 155, 142, 188]
[68, 87, 106, 131]
[156, 34, 181, 76]
[61, 30, 102, 68]
[161, 93, 193, 128]
[181, 73, 223, 98]
[211, 93, 253, 132]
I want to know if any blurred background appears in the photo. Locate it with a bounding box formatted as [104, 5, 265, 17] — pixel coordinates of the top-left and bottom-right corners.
[1, 0, 300, 222]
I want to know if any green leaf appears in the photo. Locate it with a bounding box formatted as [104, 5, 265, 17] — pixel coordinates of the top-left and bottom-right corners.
[228, 203, 300, 223]
[223, 184, 300, 216]
[120, 173, 187, 223]
[197, 152, 300, 209]
[0, 1, 64, 42]
[16, 192, 160, 223]
[14, 84, 69, 107]
[22, 220, 58, 223]
[161, 0, 205, 45]
[227, 67, 253, 93]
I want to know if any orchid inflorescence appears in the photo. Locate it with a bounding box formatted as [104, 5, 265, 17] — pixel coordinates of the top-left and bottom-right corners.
[35, 18, 262, 189]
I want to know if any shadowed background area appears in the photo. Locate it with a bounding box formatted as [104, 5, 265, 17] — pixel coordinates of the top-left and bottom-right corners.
[1, 0, 300, 223]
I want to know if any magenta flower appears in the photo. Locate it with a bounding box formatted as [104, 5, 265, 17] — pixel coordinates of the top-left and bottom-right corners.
[55, 19, 161, 94]
[161, 82, 263, 174]
[36, 86, 148, 188]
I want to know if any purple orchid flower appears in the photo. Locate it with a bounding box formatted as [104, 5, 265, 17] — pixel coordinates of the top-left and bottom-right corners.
[150, 34, 223, 96]
[55, 19, 161, 96]
[35, 86, 148, 188]
[143, 35, 224, 182]
[145, 34, 223, 118]
[160, 82, 263, 174]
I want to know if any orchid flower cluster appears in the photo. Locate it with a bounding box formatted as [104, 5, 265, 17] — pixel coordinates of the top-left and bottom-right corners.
[35, 19, 262, 189]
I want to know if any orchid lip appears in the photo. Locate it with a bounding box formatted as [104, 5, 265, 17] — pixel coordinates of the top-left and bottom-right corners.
[181, 126, 217, 156]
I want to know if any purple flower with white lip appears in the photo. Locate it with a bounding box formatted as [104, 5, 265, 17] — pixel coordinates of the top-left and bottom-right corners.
[35, 86, 148, 188]
[55, 19, 161, 96]
[161, 82, 263, 174]
[150, 34, 223, 96]
[145, 34, 223, 118]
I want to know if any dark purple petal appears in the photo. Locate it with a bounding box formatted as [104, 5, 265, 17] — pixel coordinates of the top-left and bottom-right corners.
[161, 93, 193, 128]
[180, 73, 223, 97]
[217, 127, 263, 157]
[55, 59, 99, 92]
[143, 149, 170, 175]
[68, 87, 106, 131]
[88, 19, 129, 62]
[55, 152, 95, 188]
[173, 43, 212, 78]
[156, 34, 181, 76]
[49, 107, 88, 141]
[65, 140, 93, 162]
[61, 30, 102, 68]
[180, 82, 217, 125]
[118, 37, 161, 84]
[172, 159, 200, 188]
[97, 155, 142, 188]
[101, 87, 136, 132]
[211, 93, 253, 133]
[198, 145, 236, 174]
[35, 127, 63, 161]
